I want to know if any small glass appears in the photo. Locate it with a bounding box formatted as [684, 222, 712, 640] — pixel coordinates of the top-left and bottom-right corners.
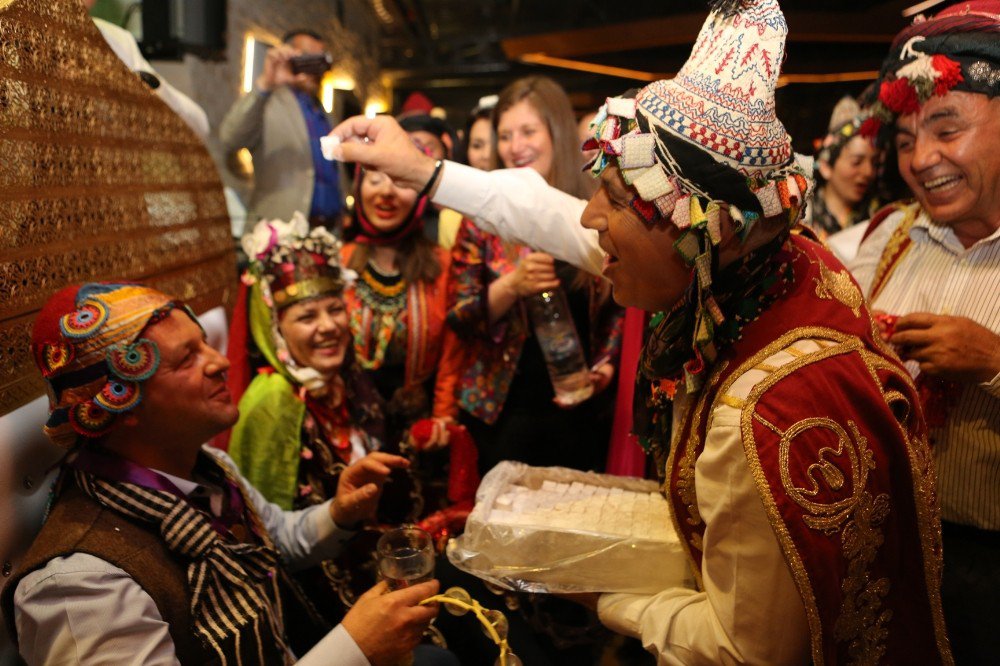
[377, 526, 435, 591]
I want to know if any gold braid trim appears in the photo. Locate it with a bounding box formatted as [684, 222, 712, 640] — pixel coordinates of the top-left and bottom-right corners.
[868, 203, 921, 302]
[720, 328, 949, 665]
[664, 363, 727, 592]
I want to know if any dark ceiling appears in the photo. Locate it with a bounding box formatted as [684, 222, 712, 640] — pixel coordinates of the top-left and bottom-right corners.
[365, 0, 941, 150]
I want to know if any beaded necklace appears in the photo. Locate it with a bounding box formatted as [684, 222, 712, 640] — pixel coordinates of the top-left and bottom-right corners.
[352, 262, 407, 370]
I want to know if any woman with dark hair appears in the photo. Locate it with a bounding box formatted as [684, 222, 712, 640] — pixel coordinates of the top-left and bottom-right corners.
[449, 76, 624, 476]
[804, 97, 880, 241]
[464, 96, 496, 172]
[343, 167, 462, 445]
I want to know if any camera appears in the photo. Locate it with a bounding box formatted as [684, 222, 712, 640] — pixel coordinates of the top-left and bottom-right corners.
[290, 53, 333, 76]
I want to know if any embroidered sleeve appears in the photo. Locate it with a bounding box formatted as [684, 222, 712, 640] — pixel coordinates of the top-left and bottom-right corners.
[447, 219, 509, 342]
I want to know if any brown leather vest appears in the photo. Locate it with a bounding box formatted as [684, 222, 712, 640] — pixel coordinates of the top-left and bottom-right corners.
[2, 481, 321, 664]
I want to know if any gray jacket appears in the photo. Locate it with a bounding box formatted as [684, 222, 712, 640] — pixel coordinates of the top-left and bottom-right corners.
[220, 87, 341, 233]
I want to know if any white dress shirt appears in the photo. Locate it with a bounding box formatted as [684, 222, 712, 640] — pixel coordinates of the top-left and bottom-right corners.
[597, 341, 817, 665]
[92, 18, 210, 141]
[432, 161, 603, 276]
[13, 448, 370, 666]
[849, 206, 1000, 530]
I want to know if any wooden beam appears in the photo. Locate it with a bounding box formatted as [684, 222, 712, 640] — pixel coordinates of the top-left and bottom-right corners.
[502, 10, 901, 61]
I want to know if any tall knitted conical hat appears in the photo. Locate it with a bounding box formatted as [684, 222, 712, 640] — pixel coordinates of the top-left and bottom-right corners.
[639, 0, 792, 180]
[582, 0, 812, 394]
[585, 0, 812, 252]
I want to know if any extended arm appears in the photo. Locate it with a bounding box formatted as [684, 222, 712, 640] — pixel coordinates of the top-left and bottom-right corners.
[329, 115, 603, 275]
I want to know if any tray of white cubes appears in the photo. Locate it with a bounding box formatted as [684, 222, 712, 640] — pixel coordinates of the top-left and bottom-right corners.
[447, 461, 691, 594]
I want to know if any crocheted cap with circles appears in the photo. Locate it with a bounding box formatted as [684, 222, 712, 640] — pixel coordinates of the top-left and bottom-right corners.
[31, 282, 181, 448]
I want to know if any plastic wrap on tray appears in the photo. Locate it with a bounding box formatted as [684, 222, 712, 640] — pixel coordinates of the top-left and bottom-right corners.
[447, 461, 692, 594]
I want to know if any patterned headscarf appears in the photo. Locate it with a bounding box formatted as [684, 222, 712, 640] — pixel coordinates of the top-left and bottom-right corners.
[817, 97, 872, 167]
[31, 282, 187, 448]
[863, 0, 1000, 138]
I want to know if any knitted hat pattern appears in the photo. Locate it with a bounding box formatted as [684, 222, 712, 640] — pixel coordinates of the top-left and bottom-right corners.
[32, 283, 181, 448]
[864, 0, 1000, 138]
[582, 0, 812, 393]
[585, 0, 813, 267]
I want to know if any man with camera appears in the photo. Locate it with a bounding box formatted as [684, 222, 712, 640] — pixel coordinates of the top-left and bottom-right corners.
[220, 29, 345, 232]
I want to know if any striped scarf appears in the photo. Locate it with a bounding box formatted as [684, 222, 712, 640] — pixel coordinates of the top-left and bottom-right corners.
[71, 461, 295, 665]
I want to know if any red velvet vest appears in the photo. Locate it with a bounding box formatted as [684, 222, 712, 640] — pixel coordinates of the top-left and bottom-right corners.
[665, 235, 952, 665]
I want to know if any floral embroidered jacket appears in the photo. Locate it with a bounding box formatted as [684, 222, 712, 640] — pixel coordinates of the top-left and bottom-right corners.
[342, 243, 463, 421]
[447, 218, 624, 425]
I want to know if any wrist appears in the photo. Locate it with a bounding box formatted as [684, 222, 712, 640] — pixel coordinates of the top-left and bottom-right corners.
[330, 502, 361, 531]
[254, 75, 274, 94]
[409, 155, 439, 193]
[499, 272, 521, 299]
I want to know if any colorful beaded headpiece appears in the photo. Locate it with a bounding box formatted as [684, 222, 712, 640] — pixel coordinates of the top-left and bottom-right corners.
[816, 97, 873, 167]
[863, 0, 1000, 138]
[242, 213, 353, 394]
[242, 212, 346, 310]
[32, 282, 186, 448]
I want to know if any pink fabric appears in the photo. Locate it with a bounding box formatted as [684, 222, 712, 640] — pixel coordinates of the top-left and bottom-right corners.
[605, 307, 647, 477]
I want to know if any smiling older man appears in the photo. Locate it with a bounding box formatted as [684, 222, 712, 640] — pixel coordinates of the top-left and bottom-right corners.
[847, 3, 1000, 661]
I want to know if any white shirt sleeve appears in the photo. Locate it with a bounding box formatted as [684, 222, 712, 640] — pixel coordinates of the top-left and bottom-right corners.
[92, 18, 210, 140]
[431, 161, 603, 276]
[208, 448, 356, 569]
[14, 553, 181, 666]
[597, 395, 811, 664]
[13, 554, 370, 665]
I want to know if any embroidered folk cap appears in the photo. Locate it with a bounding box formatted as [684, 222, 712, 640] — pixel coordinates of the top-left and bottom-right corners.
[865, 0, 1000, 137]
[32, 283, 184, 448]
[583, 0, 813, 393]
[242, 211, 346, 310]
[584, 0, 813, 256]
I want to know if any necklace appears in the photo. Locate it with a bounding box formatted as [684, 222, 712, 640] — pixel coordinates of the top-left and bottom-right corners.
[357, 264, 407, 312]
[352, 264, 408, 369]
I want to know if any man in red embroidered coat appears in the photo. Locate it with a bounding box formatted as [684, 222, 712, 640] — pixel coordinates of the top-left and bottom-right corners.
[327, 0, 952, 663]
[848, 3, 1000, 661]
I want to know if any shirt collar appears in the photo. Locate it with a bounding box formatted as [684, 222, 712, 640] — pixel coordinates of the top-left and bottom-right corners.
[151, 467, 205, 496]
[911, 207, 1000, 253]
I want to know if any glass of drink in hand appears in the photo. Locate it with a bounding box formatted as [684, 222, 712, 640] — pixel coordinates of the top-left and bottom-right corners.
[377, 526, 435, 591]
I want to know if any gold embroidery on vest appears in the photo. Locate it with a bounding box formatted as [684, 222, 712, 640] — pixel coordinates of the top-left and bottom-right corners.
[868, 203, 920, 302]
[677, 434, 702, 537]
[814, 262, 863, 317]
[759, 414, 892, 663]
[731, 329, 873, 664]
